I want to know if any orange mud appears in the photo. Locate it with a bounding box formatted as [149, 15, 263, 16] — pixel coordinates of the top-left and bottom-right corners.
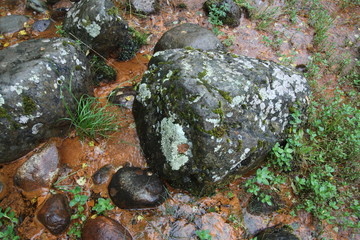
[0, 0, 359, 239]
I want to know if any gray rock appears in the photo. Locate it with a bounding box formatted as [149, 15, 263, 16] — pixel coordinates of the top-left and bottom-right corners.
[154, 23, 226, 53]
[203, 0, 242, 27]
[37, 194, 71, 235]
[82, 216, 133, 240]
[195, 213, 236, 239]
[0, 15, 29, 34]
[14, 143, 59, 192]
[0, 38, 92, 163]
[32, 19, 51, 32]
[63, 0, 139, 61]
[133, 49, 310, 195]
[130, 0, 159, 15]
[27, 0, 48, 13]
[169, 220, 196, 239]
[108, 166, 167, 209]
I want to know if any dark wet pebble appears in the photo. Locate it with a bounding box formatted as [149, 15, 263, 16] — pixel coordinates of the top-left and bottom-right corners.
[14, 143, 59, 192]
[247, 193, 282, 216]
[108, 86, 136, 109]
[32, 19, 51, 32]
[37, 194, 71, 235]
[108, 166, 167, 209]
[254, 226, 300, 240]
[92, 164, 113, 185]
[0, 15, 29, 34]
[0, 175, 8, 201]
[82, 216, 133, 240]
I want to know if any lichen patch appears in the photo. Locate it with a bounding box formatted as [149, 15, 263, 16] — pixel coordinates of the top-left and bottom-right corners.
[160, 115, 193, 171]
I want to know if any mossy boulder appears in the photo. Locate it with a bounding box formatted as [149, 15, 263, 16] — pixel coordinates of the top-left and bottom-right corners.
[63, 0, 140, 61]
[0, 38, 92, 163]
[133, 49, 310, 196]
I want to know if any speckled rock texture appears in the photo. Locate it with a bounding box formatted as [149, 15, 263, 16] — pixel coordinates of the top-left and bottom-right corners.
[108, 166, 167, 209]
[0, 15, 29, 34]
[203, 0, 242, 27]
[37, 194, 72, 235]
[130, 0, 159, 15]
[63, 0, 139, 61]
[0, 38, 92, 163]
[82, 216, 133, 240]
[14, 143, 59, 192]
[153, 23, 226, 53]
[133, 49, 310, 195]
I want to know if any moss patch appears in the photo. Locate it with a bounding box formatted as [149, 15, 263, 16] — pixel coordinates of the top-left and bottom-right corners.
[0, 107, 10, 119]
[218, 90, 233, 103]
[22, 95, 36, 115]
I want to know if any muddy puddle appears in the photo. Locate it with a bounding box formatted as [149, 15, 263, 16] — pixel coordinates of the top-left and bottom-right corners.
[0, 0, 359, 239]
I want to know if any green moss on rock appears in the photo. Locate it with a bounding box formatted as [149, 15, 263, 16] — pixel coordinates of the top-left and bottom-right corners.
[22, 95, 36, 115]
[218, 90, 233, 103]
[0, 107, 10, 119]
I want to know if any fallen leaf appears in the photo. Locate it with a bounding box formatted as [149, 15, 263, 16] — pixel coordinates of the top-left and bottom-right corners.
[18, 30, 27, 35]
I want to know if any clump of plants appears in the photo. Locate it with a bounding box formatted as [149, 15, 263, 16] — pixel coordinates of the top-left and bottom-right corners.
[244, 91, 360, 232]
[62, 92, 122, 140]
[0, 207, 20, 240]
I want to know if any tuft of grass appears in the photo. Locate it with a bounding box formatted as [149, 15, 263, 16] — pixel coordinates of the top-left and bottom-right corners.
[308, 0, 334, 49]
[62, 94, 121, 140]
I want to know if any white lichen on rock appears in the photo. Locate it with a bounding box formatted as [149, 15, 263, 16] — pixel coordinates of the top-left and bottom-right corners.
[137, 83, 152, 105]
[0, 94, 4, 106]
[85, 22, 101, 38]
[160, 115, 193, 170]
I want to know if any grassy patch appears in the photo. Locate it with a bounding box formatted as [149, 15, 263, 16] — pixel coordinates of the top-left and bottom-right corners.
[244, 92, 360, 230]
[62, 94, 122, 140]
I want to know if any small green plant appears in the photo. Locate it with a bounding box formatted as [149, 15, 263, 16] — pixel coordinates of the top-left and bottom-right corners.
[223, 35, 235, 47]
[208, 2, 230, 26]
[66, 186, 89, 239]
[0, 207, 20, 240]
[92, 198, 114, 215]
[129, 27, 148, 46]
[55, 24, 66, 37]
[62, 94, 121, 140]
[195, 229, 212, 240]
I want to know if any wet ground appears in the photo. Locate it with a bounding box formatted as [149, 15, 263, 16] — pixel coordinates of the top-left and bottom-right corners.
[0, 0, 359, 239]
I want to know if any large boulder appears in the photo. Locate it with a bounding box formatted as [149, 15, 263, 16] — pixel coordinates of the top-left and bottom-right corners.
[133, 49, 310, 195]
[0, 38, 92, 163]
[63, 0, 140, 61]
[154, 23, 226, 53]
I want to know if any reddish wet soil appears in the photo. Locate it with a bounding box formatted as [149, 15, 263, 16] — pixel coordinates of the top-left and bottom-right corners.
[0, 0, 359, 239]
